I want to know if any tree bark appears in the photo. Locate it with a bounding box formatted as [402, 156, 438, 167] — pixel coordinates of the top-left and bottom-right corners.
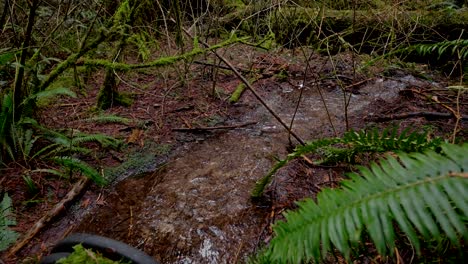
[13, 0, 40, 120]
[96, 0, 139, 110]
[0, 0, 10, 31]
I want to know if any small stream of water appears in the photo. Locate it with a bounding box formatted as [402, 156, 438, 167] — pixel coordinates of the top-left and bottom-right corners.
[74, 75, 427, 263]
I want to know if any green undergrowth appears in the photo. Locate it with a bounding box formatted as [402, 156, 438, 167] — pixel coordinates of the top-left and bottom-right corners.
[252, 127, 443, 198]
[57, 244, 126, 264]
[0, 193, 19, 251]
[104, 141, 170, 183]
[252, 142, 468, 263]
[225, 3, 467, 52]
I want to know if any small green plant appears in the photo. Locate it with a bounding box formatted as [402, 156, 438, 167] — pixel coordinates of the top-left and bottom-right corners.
[410, 39, 468, 60]
[0, 92, 15, 164]
[252, 127, 442, 198]
[254, 142, 468, 263]
[52, 156, 107, 186]
[0, 85, 76, 164]
[57, 244, 125, 264]
[14, 118, 121, 185]
[22, 175, 39, 196]
[0, 193, 19, 251]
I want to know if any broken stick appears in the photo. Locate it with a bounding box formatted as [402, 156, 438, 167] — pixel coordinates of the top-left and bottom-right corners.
[7, 177, 90, 257]
[172, 121, 257, 132]
[182, 28, 306, 146]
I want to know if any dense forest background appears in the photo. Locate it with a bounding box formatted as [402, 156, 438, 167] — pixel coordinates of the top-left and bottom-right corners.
[0, 0, 467, 263]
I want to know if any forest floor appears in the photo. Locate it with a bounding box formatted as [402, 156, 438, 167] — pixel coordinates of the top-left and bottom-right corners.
[1, 45, 466, 263]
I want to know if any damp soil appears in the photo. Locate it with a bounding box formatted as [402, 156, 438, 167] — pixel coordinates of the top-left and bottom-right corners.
[2, 49, 466, 263]
[73, 69, 462, 263]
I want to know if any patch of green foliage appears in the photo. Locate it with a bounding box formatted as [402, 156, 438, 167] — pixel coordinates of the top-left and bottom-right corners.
[0, 193, 19, 251]
[410, 39, 468, 60]
[105, 142, 170, 182]
[128, 32, 152, 62]
[253, 142, 468, 263]
[57, 244, 126, 264]
[252, 127, 443, 198]
[83, 35, 248, 71]
[53, 156, 107, 186]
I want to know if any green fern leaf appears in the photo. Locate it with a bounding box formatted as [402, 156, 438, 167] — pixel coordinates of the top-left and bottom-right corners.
[53, 156, 107, 186]
[32, 87, 77, 101]
[72, 133, 122, 149]
[82, 114, 131, 125]
[252, 128, 440, 198]
[258, 143, 468, 263]
[251, 138, 339, 198]
[0, 193, 19, 251]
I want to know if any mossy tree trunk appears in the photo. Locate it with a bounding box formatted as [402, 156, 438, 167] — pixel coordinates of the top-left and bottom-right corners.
[12, 0, 40, 120]
[0, 0, 10, 30]
[96, 0, 140, 110]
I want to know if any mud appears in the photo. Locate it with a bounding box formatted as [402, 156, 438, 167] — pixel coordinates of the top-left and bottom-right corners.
[70, 71, 419, 263]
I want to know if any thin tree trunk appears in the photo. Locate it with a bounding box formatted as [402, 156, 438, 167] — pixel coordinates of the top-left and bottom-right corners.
[13, 0, 40, 120]
[0, 0, 10, 31]
[96, 0, 139, 110]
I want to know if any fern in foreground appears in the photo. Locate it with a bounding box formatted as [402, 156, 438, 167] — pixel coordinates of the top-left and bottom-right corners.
[255, 143, 468, 263]
[251, 138, 339, 198]
[0, 193, 19, 251]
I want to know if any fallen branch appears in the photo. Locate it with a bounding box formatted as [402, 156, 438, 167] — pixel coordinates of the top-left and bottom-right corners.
[79, 36, 248, 71]
[183, 28, 306, 145]
[344, 78, 373, 90]
[193, 60, 277, 78]
[172, 121, 257, 132]
[7, 177, 90, 257]
[364, 112, 468, 122]
[229, 77, 260, 103]
[193, 60, 250, 74]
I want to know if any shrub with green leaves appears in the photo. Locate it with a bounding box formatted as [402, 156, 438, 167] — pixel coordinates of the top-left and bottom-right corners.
[254, 142, 468, 263]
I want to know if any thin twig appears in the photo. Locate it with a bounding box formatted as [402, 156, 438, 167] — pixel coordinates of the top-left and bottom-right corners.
[314, 59, 337, 136]
[451, 87, 462, 143]
[452, 31, 465, 143]
[172, 121, 257, 132]
[289, 48, 313, 144]
[7, 177, 90, 257]
[193, 60, 250, 74]
[182, 28, 306, 145]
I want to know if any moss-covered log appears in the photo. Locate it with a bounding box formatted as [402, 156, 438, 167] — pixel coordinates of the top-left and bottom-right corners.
[81, 36, 247, 71]
[221, 6, 468, 51]
[229, 77, 258, 103]
[282, 8, 468, 50]
[37, 27, 117, 92]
